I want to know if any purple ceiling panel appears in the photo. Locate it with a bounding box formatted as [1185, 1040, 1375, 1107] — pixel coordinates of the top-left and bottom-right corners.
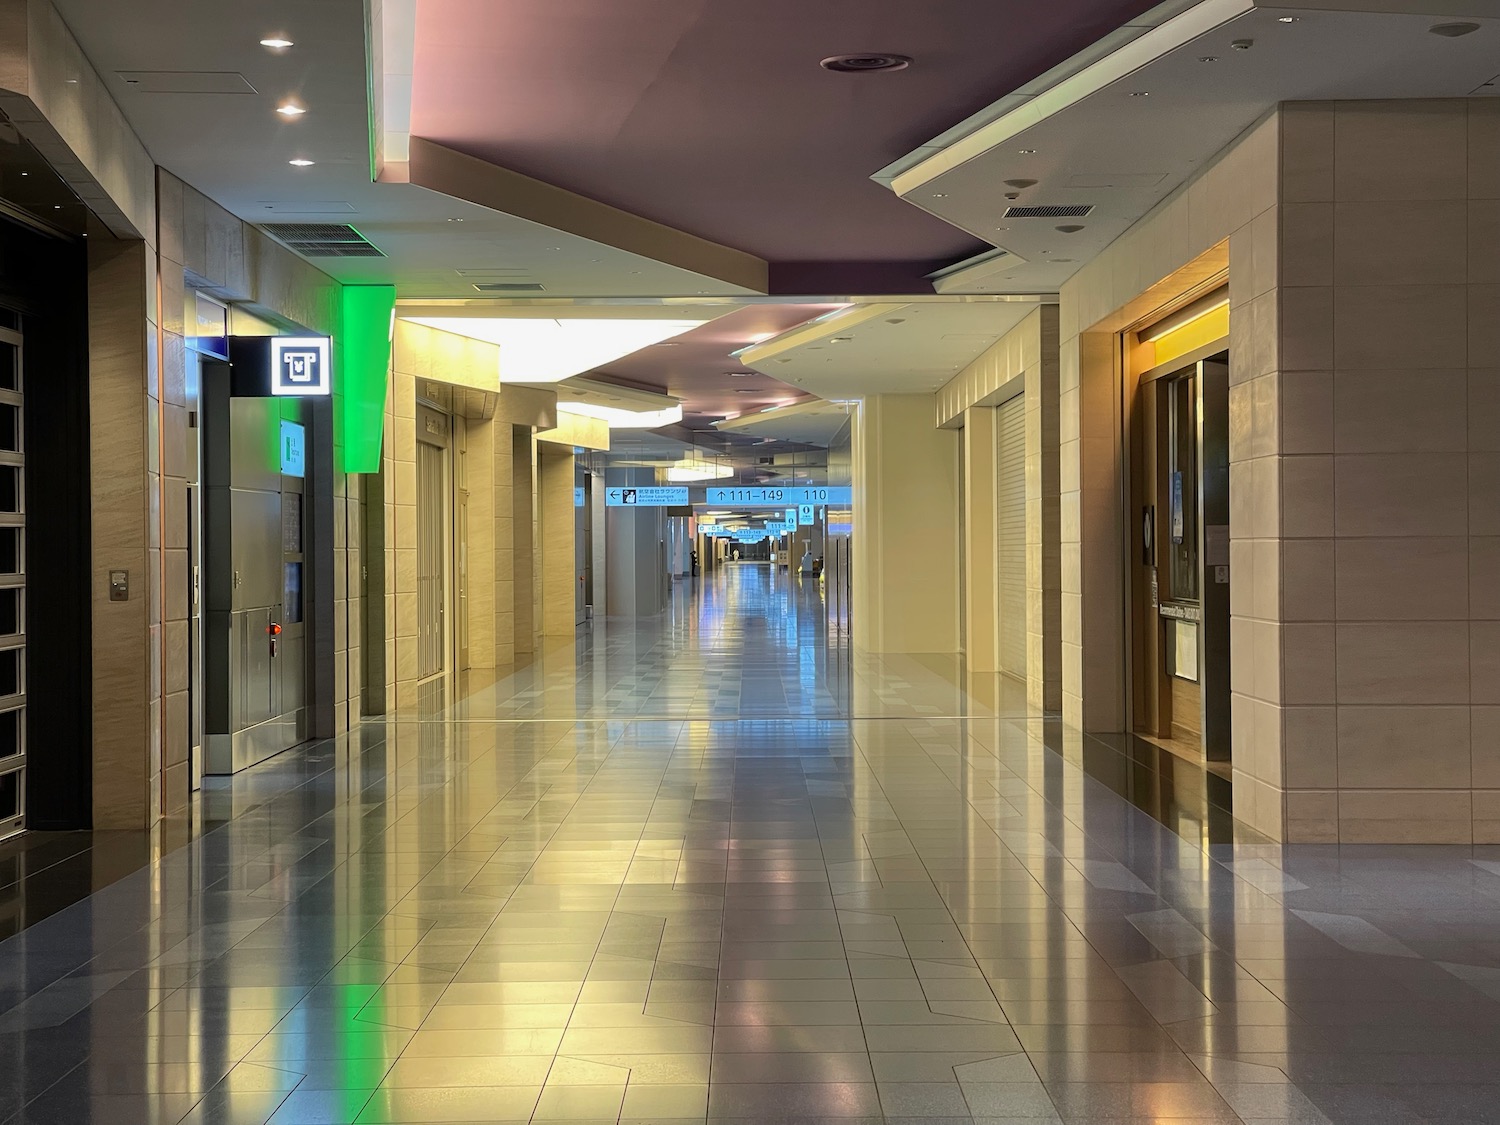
[410, 0, 1160, 268]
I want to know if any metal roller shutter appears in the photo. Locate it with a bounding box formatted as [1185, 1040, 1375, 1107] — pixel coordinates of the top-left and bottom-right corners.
[997, 394, 1027, 680]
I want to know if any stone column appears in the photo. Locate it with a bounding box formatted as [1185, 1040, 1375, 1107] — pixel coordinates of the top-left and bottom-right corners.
[851, 394, 961, 654]
[538, 444, 576, 635]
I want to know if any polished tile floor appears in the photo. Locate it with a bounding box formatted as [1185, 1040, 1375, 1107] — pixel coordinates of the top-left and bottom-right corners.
[5, 566, 1500, 1123]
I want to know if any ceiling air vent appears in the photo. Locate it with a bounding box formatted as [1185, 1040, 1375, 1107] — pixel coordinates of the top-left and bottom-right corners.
[1002, 204, 1094, 219]
[261, 222, 384, 257]
[472, 281, 546, 292]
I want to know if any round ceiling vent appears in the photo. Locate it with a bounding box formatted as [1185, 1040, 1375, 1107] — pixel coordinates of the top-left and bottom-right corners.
[820, 53, 912, 73]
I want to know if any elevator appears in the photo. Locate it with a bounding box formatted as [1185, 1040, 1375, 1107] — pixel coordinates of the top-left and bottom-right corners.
[200, 362, 318, 774]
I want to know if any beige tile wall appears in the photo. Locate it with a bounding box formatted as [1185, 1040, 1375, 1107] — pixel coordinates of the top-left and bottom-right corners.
[1276, 100, 1500, 843]
[87, 236, 154, 829]
[538, 443, 577, 636]
[1059, 109, 1281, 833]
[88, 171, 345, 826]
[372, 339, 564, 693]
[851, 395, 962, 655]
[1055, 99, 1500, 842]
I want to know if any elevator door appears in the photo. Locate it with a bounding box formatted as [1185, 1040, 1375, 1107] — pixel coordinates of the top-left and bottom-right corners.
[996, 394, 1027, 680]
[416, 437, 447, 680]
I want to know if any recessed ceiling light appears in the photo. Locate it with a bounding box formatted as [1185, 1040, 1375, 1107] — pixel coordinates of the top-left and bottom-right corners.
[1129, 91, 1150, 97]
[885, 318, 906, 324]
[260, 37, 293, 49]
[829, 336, 853, 343]
[19, 172, 26, 177]
[1430, 20, 1480, 36]
[994, 226, 1009, 232]
[1018, 149, 1036, 155]
[446, 217, 464, 222]
[276, 103, 306, 117]
[932, 193, 948, 198]
[1277, 15, 1299, 21]
[1199, 55, 1219, 62]
[728, 372, 754, 377]
[288, 158, 314, 167]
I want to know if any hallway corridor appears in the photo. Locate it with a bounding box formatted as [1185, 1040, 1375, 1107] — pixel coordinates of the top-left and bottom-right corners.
[5, 567, 1500, 1124]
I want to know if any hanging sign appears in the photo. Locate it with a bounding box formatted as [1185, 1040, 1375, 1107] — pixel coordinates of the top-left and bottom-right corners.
[705, 486, 851, 505]
[605, 486, 690, 506]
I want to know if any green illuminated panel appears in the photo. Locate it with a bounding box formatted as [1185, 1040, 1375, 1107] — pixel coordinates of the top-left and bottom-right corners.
[337, 285, 395, 474]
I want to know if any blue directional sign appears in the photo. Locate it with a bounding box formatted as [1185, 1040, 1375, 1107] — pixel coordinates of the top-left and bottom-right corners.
[574, 487, 585, 508]
[605, 486, 690, 507]
[705, 486, 851, 506]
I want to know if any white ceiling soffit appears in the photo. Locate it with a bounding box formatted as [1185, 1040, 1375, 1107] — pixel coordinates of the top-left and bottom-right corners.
[555, 376, 681, 413]
[884, 0, 1500, 294]
[49, 0, 758, 300]
[714, 399, 853, 447]
[372, 0, 417, 179]
[400, 314, 710, 384]
[736, 297, 1043, 399]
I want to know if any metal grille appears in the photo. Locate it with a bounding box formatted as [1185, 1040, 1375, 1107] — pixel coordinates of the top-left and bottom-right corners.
[260, 223, 385, 258]
[997, 392, 1027, 680]
[0, 326, 25, 842]
[1002, 204, 1094, 218]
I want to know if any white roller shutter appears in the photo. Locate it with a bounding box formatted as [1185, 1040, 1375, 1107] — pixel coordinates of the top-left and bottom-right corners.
[997, 394, 1027, 680]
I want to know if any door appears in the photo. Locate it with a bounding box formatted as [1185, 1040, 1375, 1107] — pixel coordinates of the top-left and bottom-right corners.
[1129, 353, 1231, 762]
[416, 436, 448, 680]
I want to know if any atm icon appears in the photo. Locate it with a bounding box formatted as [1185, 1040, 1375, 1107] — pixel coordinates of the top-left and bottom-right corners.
[280, 350, 320, 384]
[270, 337, 331, 396]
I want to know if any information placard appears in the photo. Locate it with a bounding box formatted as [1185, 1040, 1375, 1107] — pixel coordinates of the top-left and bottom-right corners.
[605, 486, 690, 507]
[705, 486, 851, 506]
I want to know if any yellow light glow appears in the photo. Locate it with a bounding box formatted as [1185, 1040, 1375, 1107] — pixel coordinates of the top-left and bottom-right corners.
[558, 400, 683, 429]
[665, 459, 733, 482]
[403, 316, 706, 384]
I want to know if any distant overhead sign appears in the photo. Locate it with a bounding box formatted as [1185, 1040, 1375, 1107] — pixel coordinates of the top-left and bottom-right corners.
[705, 486, 850, 506]
[605, 486, 690, 507]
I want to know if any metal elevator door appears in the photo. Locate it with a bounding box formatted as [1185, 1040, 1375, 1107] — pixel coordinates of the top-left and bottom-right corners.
[416, 439, 447, 680]
[996, 393, 1027, 680]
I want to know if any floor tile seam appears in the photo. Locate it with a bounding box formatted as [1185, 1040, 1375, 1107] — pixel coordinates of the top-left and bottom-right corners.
[847, 716, 1243, 1058]
[491, 726, 673, 1099]
[0, 753, 364, 980]
[837, 734, 1018, 1028]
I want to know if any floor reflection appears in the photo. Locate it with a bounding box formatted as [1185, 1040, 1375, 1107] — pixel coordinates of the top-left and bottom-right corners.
[6, 568, 1495, 1124]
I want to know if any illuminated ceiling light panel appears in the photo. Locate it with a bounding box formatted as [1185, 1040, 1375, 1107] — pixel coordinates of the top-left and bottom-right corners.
[665, 460, 733, 482]
[404, 317, 707, 384]
[558, 400, 683, 429]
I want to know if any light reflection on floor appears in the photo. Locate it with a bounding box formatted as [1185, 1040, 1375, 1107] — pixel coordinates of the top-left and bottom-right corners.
[4, 566, 1497, 1123]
